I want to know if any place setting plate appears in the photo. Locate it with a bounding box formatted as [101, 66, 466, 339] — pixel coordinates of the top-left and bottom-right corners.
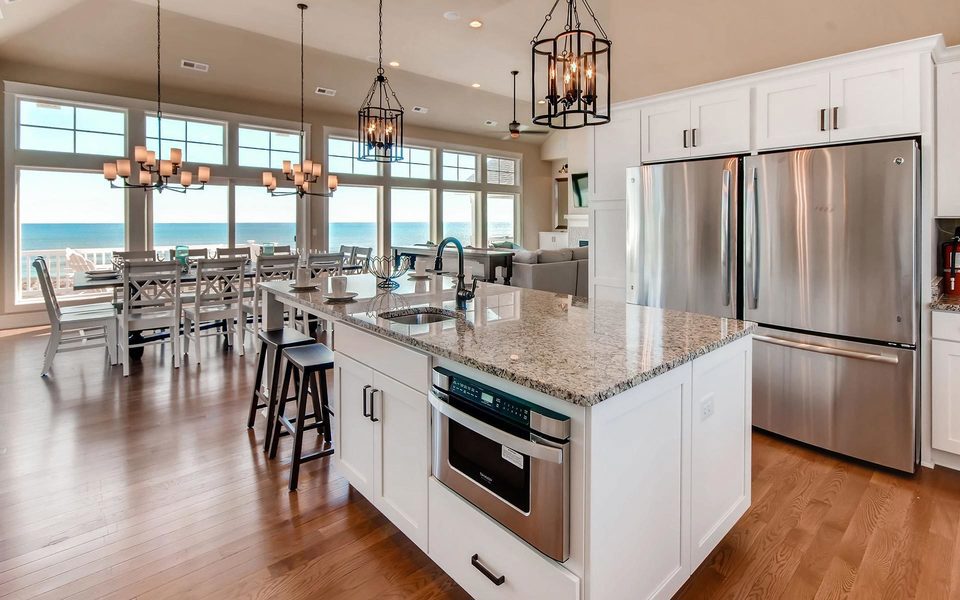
[85, 270, 120, 280]
[289, 282, 319, 291]
[324, 292, 358, 304]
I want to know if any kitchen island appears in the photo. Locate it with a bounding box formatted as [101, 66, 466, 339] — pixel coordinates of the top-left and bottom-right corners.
[260, 274, 755, 600]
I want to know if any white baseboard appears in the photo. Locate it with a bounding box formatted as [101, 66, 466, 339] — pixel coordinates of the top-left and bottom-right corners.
[0, 310, 49, 330]
[932, 449, 960, 473]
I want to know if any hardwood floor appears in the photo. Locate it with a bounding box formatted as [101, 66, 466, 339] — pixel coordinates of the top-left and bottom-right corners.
[1, 326, 959, 599]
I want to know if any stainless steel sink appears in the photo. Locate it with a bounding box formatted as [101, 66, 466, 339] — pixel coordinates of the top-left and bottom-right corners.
[379, 308, 459, 325]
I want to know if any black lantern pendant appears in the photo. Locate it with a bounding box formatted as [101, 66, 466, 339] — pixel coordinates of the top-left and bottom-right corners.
[531, 0, 611, 129]
[358, 0, 404, 163]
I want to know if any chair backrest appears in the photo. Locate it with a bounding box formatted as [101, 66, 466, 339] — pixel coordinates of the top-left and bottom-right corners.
[113, 250, 157, 268]
[352, 247, 373, 269]
[33, 257, 62, 323]
[339, 245, 357, 264]
[65, 248, 94, 273]
[271, 245, 293, 255]
[167, 248, 209, 260]
[216, 247, 251, 260]
[255, 255, 298, 284]
[194, 258, 245, 308]
[121, 261, 181, 319]
[307, 252, 343, 277]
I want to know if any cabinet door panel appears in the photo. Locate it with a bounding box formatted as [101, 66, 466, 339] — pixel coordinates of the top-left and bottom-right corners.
[937, 62, 960, 217]
[829, 55, 920, 142]
[933, 339, 960, 456]
[755, 73, 830, 150]
[335, 354, 376, 499]
[641, 100, 691, 162]
[372, 371, 430, 551]
[690, 88, 750, 157]
[594, 107, 640, 200]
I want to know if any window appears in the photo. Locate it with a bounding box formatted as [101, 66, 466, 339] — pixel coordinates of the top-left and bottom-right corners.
[391, 188, 432, 247]
[328, 138, 378, 176]
[152, 184, 229, 251]
[238, 126, 301, 169]
[18, 169, 126, 301]
[18, 99, 125, 156]
[487, 193, 517, 245]
[442, 191, 477, 247]
[236, 185, 297, 248]
[391, 147, 432, 179]
[329, 185, 378, 252]
[146, 115, 225, 165]
[442, 151, 477, 182]
[486, 156, 517, 186]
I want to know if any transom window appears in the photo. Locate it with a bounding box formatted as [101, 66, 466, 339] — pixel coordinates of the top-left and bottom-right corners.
[146, 115, 226, 165]
[391, 146, 432, 179]
[18, 98, 125, 156]
[238, 126, 302, 169]
[486, 156, 518, 186]
[328, 137, 378, 176]
[442, 151, 478, 182]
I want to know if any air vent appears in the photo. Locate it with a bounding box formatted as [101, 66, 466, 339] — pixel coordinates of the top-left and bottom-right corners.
[412, 106, 429, 114]
[315, 87, 337, 97]
[180, 59, 209, 73]
[483, 120, 498, 127]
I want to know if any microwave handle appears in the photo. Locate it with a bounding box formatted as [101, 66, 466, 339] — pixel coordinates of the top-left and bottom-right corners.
[428, 391, 564, 464]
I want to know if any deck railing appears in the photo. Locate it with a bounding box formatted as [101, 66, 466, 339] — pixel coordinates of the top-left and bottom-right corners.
[19, 247, 118, 301]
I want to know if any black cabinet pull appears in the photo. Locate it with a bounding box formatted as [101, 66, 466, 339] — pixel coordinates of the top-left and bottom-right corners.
[682, 129, 689, 148]
[369, 389, 380, 422]
[691, 128, 698, 147]
[471, 554, 505, 586]
[361, 384, 372, 418]
[819, 108, 826, 132]
[832, 106, 839, 130]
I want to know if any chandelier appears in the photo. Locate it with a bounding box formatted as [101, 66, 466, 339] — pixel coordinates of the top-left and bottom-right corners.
[262, 3, 338, 198]
[357, 0, 404, 163]
[531, 0, 611, 129]
[102, 0, 211, 193]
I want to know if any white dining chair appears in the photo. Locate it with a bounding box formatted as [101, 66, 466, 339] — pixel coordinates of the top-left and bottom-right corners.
[216, 247, 252, 260]
[243, 254, 298, 351]
[182, 257, 246, 365]
[34, 257, 118, 377]
[167, 247, 209, 260]
[306, 252, 343, 278]
[119, 260, 182, 376]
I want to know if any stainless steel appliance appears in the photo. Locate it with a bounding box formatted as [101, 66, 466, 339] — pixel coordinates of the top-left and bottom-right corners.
[429, 367, 571, 561]
[627, 139, 919, 472]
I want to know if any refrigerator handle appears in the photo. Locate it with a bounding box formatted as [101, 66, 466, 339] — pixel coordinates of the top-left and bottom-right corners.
[748, 166, 760, 310]
[721, 169, 732, 307]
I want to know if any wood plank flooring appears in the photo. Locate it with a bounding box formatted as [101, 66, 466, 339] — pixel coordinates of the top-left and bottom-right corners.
[1, 326, 959, 599]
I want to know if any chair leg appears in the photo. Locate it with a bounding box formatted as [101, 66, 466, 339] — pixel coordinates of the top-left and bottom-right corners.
[247, 347, 268, 429]
[317, 368, 333, 444]
[121, 329, 131, 377]
[236, 315, 245, 357]
[263, 351, 284, 453]
[106, 323, 118, 366]
[182, 315, 191, 355]
[41, 329, 60, 377]
[173, 318, 181, 369]
[289, 372, 311, 491]
[308, 371, 324, 438]
[193, 317, 201, 365]
[270, 362, 295, 459]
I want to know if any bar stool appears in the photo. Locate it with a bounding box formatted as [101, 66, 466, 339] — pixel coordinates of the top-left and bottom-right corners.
[269, 343, 335, 490]
[247, 327, 315, 453]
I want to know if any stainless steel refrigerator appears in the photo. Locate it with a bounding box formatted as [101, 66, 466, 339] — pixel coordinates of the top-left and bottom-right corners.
[627, 139, 919, 472]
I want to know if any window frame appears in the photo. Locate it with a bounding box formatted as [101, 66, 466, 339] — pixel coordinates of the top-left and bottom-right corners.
[327, 136, 381, 177]
[486, 155, 518, 186]
[145, 111, 228, 166]
[236, 124, 303, 170]
[15, 96, 127, 157]
[389, 145, 434, 180]
[441, 149, 479, 183]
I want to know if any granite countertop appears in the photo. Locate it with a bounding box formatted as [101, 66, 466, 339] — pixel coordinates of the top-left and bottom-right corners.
[261, 275, 756, 406]
[932, 295, 960, 312]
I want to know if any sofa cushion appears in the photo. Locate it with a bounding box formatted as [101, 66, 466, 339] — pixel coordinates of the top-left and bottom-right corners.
[538, 249, 574, 263]
[513, 250, 539, 264]
[572, 246, 589, 260]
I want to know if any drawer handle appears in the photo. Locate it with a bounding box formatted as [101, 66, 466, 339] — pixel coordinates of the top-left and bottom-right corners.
[471, 554, 505, 586]
[369, 388, 380, 423]
[362, 384, 372, 418]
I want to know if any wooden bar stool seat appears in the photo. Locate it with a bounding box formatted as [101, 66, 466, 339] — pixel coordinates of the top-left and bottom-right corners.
[247, 327, 315, 453]
[269, 343, 335, 491]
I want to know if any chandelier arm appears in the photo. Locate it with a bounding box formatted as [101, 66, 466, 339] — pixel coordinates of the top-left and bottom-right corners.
[532, 0, 561, 43]
[383, 79, 405, 110]
[579, 0, 609, 39]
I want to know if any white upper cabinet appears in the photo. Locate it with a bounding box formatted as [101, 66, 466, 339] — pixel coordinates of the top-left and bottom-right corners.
[755, 73, 831, 150]
[689, 88, 751, 158]
[593, 107, 641, 202]
[640, 99, 691, 162]
[938, 61, 960, 217]
[828, 55, 920, 142]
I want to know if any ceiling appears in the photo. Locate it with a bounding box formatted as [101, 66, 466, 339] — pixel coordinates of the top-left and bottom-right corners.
[0, 0, 614, 141]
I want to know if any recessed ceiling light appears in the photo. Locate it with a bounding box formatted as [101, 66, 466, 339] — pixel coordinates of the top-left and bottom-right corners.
[468, 20, 483, 29]
[484, 120, 498, 127]
[443, 11, 460, 21]
[389, 61, 400, 67]
[471, 83, 481, 88]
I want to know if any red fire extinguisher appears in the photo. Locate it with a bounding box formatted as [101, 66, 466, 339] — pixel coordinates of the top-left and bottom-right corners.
[942, 227, 960, 298]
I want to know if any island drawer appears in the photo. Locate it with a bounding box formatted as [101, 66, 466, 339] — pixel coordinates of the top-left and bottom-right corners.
[428, 478, 580, 600]
[335, 324, 429, 392]
[933, 311, 960, 343]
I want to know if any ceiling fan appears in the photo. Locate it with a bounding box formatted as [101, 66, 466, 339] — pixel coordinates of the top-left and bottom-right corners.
[503, 70, 550, 140]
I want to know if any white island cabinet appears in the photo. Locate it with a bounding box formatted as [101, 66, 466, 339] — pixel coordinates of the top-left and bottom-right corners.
[260, 275, 754, 600]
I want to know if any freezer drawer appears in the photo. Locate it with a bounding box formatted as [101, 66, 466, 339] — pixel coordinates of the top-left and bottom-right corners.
[752, 328, 917, 472]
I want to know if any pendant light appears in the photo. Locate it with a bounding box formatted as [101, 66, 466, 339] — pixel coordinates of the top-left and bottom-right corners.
[530, 0, 611, 129]
[357, 0, 404, 163]
[262, 3, 339, 198]
[103, 0, 211, 192]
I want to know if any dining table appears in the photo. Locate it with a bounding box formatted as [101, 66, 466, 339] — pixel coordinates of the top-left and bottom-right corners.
[72, 263, 259, 292]
[391, 245, 514, 285]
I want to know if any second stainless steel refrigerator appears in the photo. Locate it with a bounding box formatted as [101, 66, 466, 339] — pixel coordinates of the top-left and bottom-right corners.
[627, 139, 919, 472]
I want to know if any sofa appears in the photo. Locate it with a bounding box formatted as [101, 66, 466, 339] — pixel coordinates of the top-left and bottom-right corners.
[511, 247, 588, 297]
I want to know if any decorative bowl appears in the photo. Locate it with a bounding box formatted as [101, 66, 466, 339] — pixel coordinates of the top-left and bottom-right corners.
[367, 255, 411, 289]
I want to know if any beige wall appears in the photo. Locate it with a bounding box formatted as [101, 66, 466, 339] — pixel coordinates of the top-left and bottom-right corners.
[609, 0, 960, 101]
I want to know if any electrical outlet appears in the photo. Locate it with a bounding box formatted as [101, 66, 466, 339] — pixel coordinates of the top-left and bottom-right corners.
[700, 396, 715, 421]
